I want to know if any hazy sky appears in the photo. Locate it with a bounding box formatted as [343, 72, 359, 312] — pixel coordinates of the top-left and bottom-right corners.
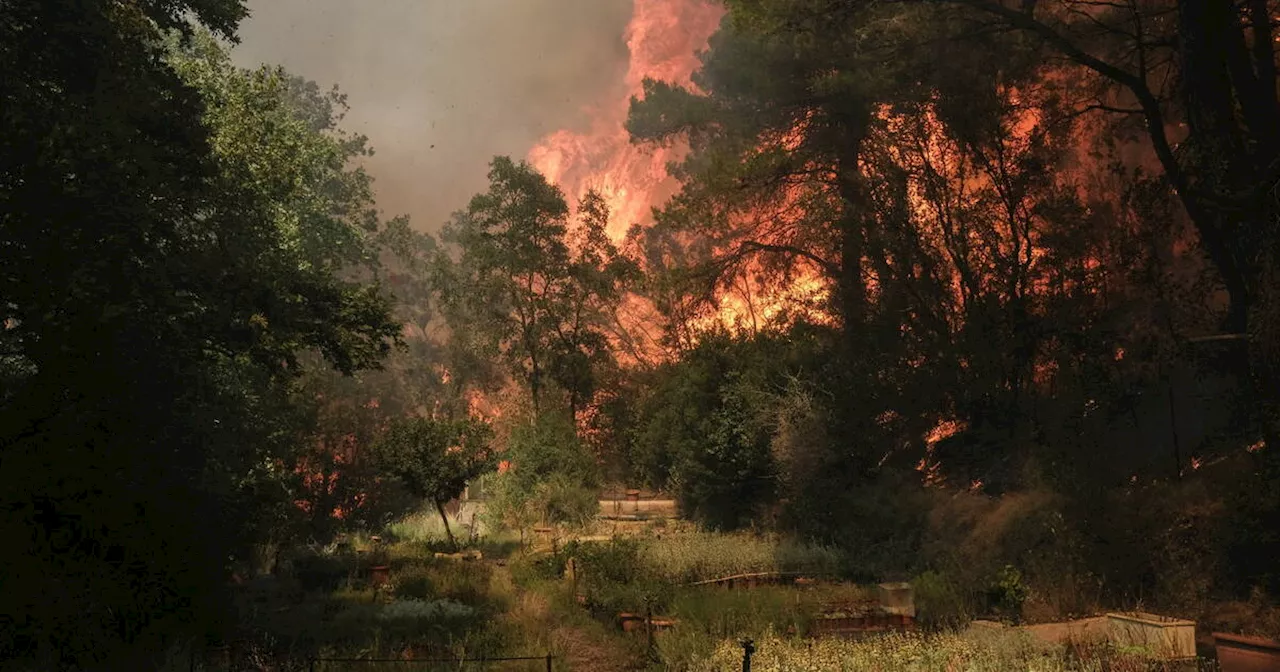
[231, 0, 634, 231]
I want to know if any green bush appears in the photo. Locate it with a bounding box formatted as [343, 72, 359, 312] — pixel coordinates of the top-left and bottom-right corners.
[393, 565, 434, 600]
[987, 565, 1030, 623]
[535, 474, 599, 528]
[575, 538, 646, 586]
[427, 561, 493, 607]
[486, 412, 601, 537]
[630, 337, 786, 531]
[572, 538, 673, 615]
[291, 550, 350, 592]
[912, 571, 973, 630]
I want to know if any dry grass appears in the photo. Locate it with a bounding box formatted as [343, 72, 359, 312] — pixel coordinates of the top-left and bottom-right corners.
[689, 628, 1213, 672]
[639, 530, 842, 583]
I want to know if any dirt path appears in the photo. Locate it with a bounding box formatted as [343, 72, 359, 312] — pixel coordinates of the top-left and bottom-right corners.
[548, 621, 640, 672]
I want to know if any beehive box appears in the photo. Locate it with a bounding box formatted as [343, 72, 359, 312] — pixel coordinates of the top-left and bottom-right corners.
[877, 582, 915, 618]
[1106, 612, 1195, 660]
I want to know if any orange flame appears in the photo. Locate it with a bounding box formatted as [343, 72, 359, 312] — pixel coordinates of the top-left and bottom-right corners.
[528, 0, 834, 336]
[529, 0, 723, 239]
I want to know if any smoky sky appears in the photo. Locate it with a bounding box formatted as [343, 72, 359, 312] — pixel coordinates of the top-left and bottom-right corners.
[231, 0, 634, 231]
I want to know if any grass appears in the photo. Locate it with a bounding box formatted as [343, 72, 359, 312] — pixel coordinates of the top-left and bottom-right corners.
[687, 628, 1215, 672]
[384, 505, 522, 557]
[638, 529, 842, 583]
[223, 510, 1232, 672]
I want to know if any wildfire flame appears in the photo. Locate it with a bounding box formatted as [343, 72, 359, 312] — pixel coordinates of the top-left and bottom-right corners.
[527, 0, 831, 336]
[528, 0, 723, 240]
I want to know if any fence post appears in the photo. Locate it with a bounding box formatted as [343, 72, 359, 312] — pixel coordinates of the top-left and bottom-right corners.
[741, 638, 754, 672]
[545, 652, 553, 672]
[645, 601, 654, 655]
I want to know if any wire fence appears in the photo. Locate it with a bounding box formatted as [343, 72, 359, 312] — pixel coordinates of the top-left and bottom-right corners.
[188, 648, 554, 672]
[304, 654, 553, 671]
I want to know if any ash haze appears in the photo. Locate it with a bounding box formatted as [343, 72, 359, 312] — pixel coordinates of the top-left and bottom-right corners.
[231, 0, 634, 231]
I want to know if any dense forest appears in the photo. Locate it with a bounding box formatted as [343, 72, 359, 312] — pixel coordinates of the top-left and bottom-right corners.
[3, 0, 1280, 669]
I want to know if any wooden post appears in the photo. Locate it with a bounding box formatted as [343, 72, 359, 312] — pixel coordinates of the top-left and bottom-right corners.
[741, 638, 754, 672]
[545, 652, 553, 672]
[646, 601, 654, 654]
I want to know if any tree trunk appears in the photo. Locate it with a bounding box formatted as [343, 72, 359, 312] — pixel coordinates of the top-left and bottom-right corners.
[529, 361, 542, 416]
[835, 148, 868, 344]
[434, 498, 456, 550]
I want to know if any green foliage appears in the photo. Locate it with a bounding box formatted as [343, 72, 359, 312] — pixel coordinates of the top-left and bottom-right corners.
[228, 542, 525, 664]
[374, 417, 495, 505]
[987, 565, 1030, 623]
[632, 333, 809, 530]
[569, 538, 673, 616]
[535, 475, 602, 529]
[912, 571, 974, 631]
[0, 8, 400, 665]
[290, 549, 352, 593]
[390, 565, 435, 601]
[373, 417, 495, 548]
[505, 412, 600, 490]
[488, 412, 600, 534]
[433, 157, 634, 415]
[672, 379, 776, 531]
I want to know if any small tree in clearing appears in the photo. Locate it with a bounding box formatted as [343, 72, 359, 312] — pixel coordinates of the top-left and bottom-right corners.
[374, 417, 495, 549]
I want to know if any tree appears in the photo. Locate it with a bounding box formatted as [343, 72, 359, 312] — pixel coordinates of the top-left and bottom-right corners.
[374, 417, 495, 549]
[917, 0, 1280, 336]
[434, 157, 633, 418]
[631, 330, 834, 530]
[626, 0, 972, 475]
[0, 6, 400, 664]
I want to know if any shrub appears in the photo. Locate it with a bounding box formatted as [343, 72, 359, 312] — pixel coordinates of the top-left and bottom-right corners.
[670, 381, 776, 531]
[392, 565, 434, 600]
[791, 471, 930, 581]
[912, 571, 973, 630]
[572, 538, 672, 615]
[427, 561, 493, 607]
[376, 598, 476, 624]
[290, 549, 349, 593]
[987, 565, 1029, 623]
[535, 474, 599, 529]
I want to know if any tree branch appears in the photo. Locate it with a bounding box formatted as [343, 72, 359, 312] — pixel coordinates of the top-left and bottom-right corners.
[737, 240, 841, 278]
[926, 0, 1199, 228]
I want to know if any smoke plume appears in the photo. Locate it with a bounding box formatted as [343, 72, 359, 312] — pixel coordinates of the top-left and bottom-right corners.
[231, 0, 634, 230]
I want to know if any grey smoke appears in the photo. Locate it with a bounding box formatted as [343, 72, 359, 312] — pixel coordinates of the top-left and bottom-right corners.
[231, 0, 633, 231]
